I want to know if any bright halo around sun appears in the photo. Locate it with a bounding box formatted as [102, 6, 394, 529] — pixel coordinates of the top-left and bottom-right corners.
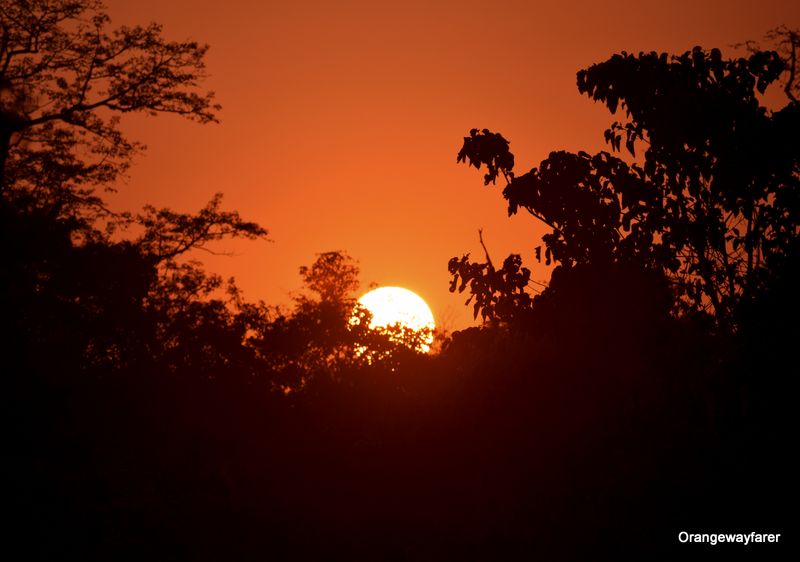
[355, 287, 435, 353]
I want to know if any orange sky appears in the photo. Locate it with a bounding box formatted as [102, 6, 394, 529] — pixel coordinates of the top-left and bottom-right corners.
[105, 0, 798, 330]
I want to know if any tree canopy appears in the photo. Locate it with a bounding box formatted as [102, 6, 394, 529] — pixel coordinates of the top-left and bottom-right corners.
[452, 38, 800, 328]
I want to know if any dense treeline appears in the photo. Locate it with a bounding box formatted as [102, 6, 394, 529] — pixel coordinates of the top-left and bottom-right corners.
[3, 2, 795, 559]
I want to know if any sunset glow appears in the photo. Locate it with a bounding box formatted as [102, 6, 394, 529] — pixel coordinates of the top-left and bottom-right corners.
[5, 0, 792, 556]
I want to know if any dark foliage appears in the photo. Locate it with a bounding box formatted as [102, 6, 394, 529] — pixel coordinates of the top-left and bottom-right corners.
[454, 43, 800, 328]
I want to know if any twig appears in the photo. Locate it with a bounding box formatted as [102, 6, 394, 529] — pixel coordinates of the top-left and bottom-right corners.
[478, 228, 493, 269]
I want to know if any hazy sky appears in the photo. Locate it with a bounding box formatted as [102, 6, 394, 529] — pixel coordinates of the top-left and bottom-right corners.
[105, 0, 798, 329]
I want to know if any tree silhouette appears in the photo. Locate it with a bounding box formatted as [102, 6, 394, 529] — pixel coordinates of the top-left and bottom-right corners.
[254, 251, 366, 388]
[298, 250, 361, 306]
[0, 1, 270, 382]
[445, 43, 794, 556]
[454, 44, 799, 327]
[0, 0, 218, 209]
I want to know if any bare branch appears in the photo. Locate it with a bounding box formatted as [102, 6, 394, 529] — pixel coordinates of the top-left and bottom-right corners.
[478, 228, 494, 269]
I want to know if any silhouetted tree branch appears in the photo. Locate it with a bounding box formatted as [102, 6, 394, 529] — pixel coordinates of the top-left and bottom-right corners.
[135, 194, 268, 263]
[0, 0, 220, 206]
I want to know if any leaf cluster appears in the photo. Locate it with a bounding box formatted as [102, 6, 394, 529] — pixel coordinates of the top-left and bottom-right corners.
[448, 253, 532, 323]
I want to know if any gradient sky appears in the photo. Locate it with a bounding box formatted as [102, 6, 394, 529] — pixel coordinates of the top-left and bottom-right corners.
[104, 0, 798, 329]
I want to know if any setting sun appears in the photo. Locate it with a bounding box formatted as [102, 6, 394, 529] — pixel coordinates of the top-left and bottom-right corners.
[356, 287, 435, 352]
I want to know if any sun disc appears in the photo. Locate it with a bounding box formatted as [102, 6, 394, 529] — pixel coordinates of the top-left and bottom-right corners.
[355, 287, 435, 352]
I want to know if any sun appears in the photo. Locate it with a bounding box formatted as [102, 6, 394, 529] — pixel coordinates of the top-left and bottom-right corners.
[354, 287, 436, 352]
